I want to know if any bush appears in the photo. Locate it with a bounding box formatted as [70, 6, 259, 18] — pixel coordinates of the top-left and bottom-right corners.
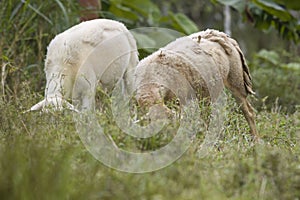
[250, 49, 300, 112]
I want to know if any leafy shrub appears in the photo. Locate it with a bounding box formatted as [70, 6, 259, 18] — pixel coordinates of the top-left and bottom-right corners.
[250, 49, 300, 112]
[215, 0, 300, 43]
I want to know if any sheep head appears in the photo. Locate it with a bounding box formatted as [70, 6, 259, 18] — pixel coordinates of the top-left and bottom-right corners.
[136, 83, 173, 122]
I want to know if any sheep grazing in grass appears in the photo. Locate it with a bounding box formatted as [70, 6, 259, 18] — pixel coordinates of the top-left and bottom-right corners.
[30, 19, 138, 112]
[135, 29, 258, 139]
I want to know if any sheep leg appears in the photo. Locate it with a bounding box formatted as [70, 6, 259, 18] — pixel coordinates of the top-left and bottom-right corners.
[80, 88, 96, 111]
[73, 71, 97, 111]
[233, 95, 259, 140]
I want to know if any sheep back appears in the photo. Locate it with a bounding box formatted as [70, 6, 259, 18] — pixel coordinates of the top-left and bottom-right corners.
[135, 36, 228, 103]
[44, 19, 138, 98]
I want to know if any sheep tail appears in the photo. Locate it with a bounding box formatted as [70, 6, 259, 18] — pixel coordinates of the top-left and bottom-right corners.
[235, 45, 256, 95]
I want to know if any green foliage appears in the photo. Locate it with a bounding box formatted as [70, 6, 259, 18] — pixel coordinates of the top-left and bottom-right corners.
[253, 0, 292, 21]
[101, 0, 199, 56]
[273, 0, 300, 10]
[102, 0, 199, 35]
[214, 0, 246, 12]
[215, 0, 300, 43]
[250, 49, 300, 112]
[0, 0, 80, 95]
[168, 12, 199, 34]
[131, 28, 184, 57]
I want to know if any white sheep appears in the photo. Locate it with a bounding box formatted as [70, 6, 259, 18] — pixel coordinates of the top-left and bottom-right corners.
[30, 19, 138, 111]
[135, 29, 258, 139]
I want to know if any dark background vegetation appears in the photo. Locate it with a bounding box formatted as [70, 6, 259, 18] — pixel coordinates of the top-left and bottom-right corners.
[0, 0, 299, 199]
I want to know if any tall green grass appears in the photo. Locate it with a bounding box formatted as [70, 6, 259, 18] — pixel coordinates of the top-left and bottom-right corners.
[0, 89, 299, 199]
[0, 0, 79, 98]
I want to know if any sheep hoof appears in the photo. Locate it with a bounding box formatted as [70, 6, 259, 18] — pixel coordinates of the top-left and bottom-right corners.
[26, 98, 79, 113]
